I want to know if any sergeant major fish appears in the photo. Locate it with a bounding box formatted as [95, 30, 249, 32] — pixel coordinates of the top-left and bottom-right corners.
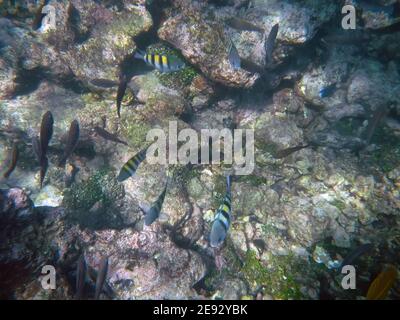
[117, 147, 149, 182]
[134, 50, 186, 73]
[210, 175, 232, 248]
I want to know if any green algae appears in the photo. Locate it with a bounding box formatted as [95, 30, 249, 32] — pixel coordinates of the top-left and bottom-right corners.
[237, 175, 268, 187]
[119, 118, 151, 150]
[62, 167, 123, 211]
[241, 250, 304, 300]
[329, 199, 346, 212]
[366, 126, 400, 173]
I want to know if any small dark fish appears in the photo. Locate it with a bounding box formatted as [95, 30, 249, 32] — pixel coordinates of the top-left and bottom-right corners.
[2, 144, 18, 179]
[339, 243, 374, 270]
[225, 17, 265, 33]
[140, 181, 168, 226]
[76, 255, 87, 300]
[87, 265, 114, 298]
[319, 83, 337, 98]
[39, 156, 49, 189]
[117, 147, 148, 182]
[210, 175, 232, 248]
[318, 274, 335, 300]
[94, 256, 109, 300]
[265, 23, 279, 64]
[90, 79, 119, 88]
[116, 74, 128, 118]
[240, 58, 264, 74]
[364, 105, 389, 145]
[228, 41, 241, 70]
[94, 126, 128, 146]
[134, 50, 186, 73]
[275, 145, 309, 159]
[58, 120, 80, 167]
[39, 111, 54, 160]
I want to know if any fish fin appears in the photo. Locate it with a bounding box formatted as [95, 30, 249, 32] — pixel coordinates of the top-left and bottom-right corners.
[139, 204, 150, 215]
[159, 212, 169, 222]
[226, 175, 232, 194]
[367, 265, 397, 300]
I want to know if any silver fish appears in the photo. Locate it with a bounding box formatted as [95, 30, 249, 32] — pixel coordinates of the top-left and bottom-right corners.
[140, 178, 169, 226]
[94, 256, 109, 300]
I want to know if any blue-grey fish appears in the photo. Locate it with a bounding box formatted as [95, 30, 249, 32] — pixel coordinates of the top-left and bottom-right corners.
[210, 175, 232, 248]
[94, 256, 109, 300]
[75, 254, 87, 300]
[228, 41, 241, 70]
[117, 147, 148, 182]
[265, 23, 279, 64]
[58, 120, 80, 167]
[319, 83, 337, 98]
[134, 50, 186, 73]
[140, 180, 168, 227]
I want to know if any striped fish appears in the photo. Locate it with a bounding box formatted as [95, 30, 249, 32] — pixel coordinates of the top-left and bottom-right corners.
[117, 147, 148, 182]
[140, 181, 168, 227]
[210, 175, 232, 248]
[134, 49, 186, 73]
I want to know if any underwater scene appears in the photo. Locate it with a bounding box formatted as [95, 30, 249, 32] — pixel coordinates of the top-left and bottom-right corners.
[0, 0, 399, 301]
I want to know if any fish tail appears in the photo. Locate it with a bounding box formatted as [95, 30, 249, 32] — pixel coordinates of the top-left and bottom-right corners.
[134, 49, 146, 60]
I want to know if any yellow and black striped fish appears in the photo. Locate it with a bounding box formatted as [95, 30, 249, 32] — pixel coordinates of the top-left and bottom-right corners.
[117, 147, 148, 182]
[134, 49, 186, 73]
[210, 175, 232, 248]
